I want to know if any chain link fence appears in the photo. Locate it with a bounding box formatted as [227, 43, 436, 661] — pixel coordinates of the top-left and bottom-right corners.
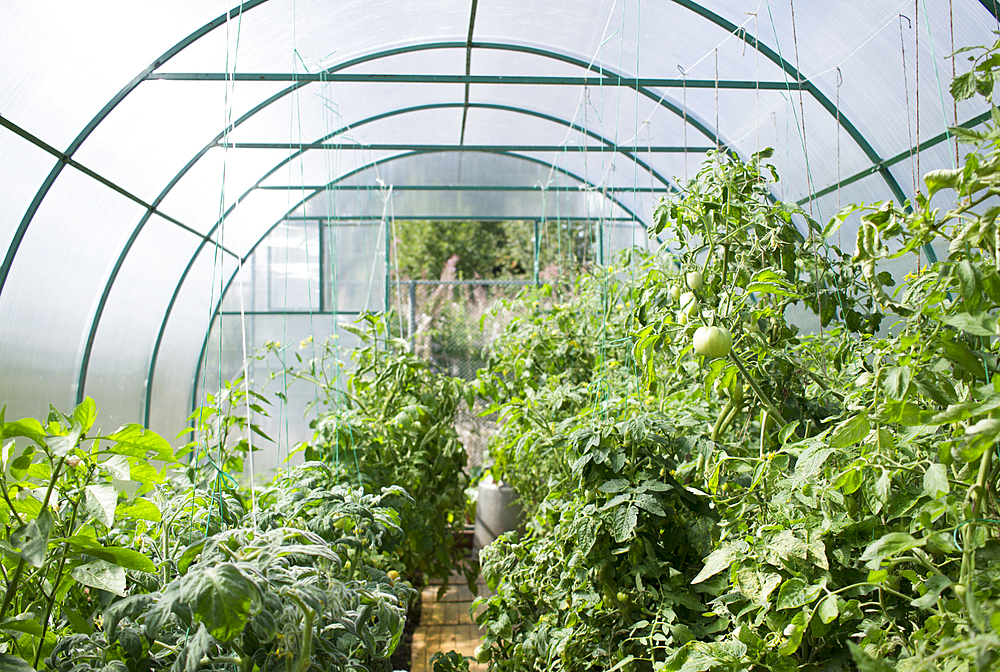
[392, 278, 532, 469]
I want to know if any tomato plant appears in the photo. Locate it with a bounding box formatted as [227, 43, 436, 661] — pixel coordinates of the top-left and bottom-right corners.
[273, 313, 476, 590]
[473, 36, 1000, 672]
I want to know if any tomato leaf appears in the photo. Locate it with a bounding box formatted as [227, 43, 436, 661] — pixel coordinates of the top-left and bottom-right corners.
[116, 498, 162, 522]
[830, 414, 870, 449]
[72, 559, 126, 596]
[922, 463, 950, 499]
[692, 546, 739, 584]
[180, 564, 252, 642]
[0, 654, 37, 672]
[860, 532, 925, 570]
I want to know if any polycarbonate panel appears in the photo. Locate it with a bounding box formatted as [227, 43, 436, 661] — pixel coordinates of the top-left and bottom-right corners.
[0, 167, 146, 420]
[157, 0, 470, 75]
[604, 222, 652, 261]
[505, 150, 656, 222]
[736, 0, 995, 163]
[213, 188, 320, 253]
[221, 220, 321, 313]
[354, 152, 554, 187]
[888, 120, 991, 211]
[256, 149, 406, 189]
[0, 2, 218, 150]
[200, 314, 364, 475]
[309, 176, 633, 221]
[339, 46, 467, 75]
[471, 47, 605, 78]
[84, 216, 205, 431]
[158, 147, 293, 234]
[74, 80, 289, 202]
[327, 223, 389, 313]
[462, 106, 599, 148]
[0, 133, 57, 247]
[148, 243, 240, 441]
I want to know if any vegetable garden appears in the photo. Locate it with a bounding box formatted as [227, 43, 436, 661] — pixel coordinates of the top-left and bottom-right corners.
[1, 9, 1000, 672]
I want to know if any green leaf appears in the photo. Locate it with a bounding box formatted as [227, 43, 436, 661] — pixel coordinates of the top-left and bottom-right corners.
[612, 505, 638, 543]
[174, 623, 214, 672]
[924, 167, 963, 196]
[911, 574, 951, 609]
[922, 463, 950, 499]
[181, 564, 251, 642]
[957, 259, 981, 304]
[104, 425, 176, 462]
[45, 423, 82, 458]
[90, 546, 156, 573]
[10, 509, 52, 568]
[924, 395, 1000, 424]
[832, 467, 863, 495]
[1, 419, 46, 445]
[776, 611, 807, 656]
[99, 455, 130, 480]
[84, 484, 118, 527]
[883, 367, 911, 401]
[633, 493, 666, 517]
[73, 398, 98, 434]
[71, 559, 126, 596]
[817, 594, 839, 624]
[848, 642, 896, 672]
[860, 532, 924, 570]
[830, 414, 870, 449]
[775, 578, 823, 610]
[692, 546, 738, 584]
[0, 654, 37, 672]
[938, 312, 999, 337]
[599, 479, 629, 494]
[0, 617, 44, 637]
[733, 567, 781, 606]
[116, 498, 161, 523]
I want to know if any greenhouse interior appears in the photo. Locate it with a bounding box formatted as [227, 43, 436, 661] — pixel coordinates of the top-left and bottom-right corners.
[2, 1, 1000, 671]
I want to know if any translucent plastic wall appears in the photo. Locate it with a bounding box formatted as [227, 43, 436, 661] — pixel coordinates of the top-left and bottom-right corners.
[1, 0, 997, 464]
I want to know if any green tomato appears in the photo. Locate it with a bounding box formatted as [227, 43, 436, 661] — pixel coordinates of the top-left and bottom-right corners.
[474, 645, 492, 664]
[670, 285, 682, 303]
[675, 310, 689, 325]
[686, 270, 704, 291]
[679, 291, 699, 317]
[617, 591, 629, 604]
[692, 326, 733, 359]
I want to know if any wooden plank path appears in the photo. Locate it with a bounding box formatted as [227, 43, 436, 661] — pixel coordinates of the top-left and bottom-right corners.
[410, 578, 489, 672]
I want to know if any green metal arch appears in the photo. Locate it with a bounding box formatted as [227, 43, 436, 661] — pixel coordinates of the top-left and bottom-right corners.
[81, 97, 675, 411]
[186, 150, 649, 419]
[55, 0, 920, 420]
[0, 0, 270, 300]
[79, 40, 726, 410]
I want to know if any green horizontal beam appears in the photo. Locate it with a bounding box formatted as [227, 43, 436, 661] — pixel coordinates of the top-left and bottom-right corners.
[223, 142, 713, 153]
[148, 72, 803, 89]
[257, 184, 671, 192]
[0, 114, 237, 258]
[219, 310, 361, 316]
[285, 215, 641, 222]
[799, 111, 992, 205]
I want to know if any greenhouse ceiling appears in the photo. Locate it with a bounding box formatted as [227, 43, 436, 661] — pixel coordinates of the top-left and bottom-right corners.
[1, 0, 998, 442]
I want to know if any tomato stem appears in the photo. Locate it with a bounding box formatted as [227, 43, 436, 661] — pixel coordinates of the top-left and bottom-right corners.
[728, 351, 787, 427]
